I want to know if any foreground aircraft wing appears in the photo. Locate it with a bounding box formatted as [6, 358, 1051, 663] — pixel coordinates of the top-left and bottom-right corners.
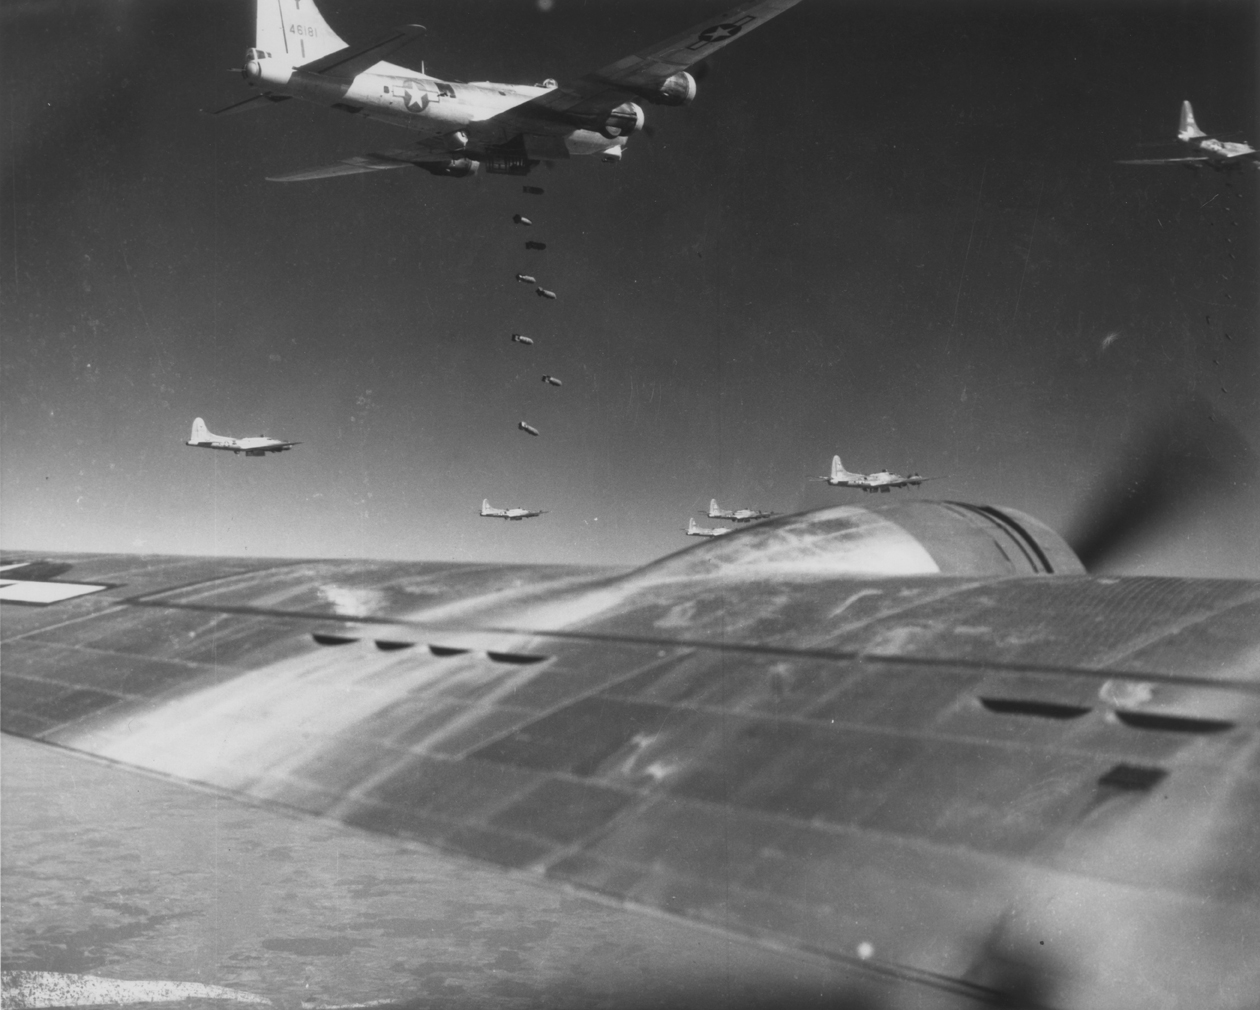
[4, 502, 1260, 1006]
[491, 0, 804, 133]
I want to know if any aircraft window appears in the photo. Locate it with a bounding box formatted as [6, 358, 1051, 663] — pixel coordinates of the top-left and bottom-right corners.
[383, 86, 390, 93]
[437, 83, 456, 98]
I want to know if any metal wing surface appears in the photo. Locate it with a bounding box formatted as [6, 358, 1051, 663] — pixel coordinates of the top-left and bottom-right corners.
[4, 513, 1260, 1005]
[490, 0, 803, 134]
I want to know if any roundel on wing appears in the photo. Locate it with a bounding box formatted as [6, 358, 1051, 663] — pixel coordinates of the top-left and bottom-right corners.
[697, 22, 744, 44]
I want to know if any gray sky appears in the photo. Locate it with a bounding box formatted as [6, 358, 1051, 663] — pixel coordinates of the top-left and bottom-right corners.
[2, 0, 1256, 574]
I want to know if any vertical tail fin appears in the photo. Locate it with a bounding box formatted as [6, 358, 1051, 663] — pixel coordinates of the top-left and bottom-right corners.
[709, 499, 720, 516]
[481, 499, 491, 514]
[189, 418, 212, 443]
[257, 0, 347, 68]
[687, 518, 697, 534]
[1179, 100, 1206, 141]
[832, 455, 845, 480]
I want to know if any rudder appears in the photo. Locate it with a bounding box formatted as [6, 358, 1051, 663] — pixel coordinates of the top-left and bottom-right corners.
[257, 0, 347, 67]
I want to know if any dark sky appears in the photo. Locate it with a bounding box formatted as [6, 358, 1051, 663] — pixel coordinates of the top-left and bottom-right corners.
[2, 0, 1256, 574]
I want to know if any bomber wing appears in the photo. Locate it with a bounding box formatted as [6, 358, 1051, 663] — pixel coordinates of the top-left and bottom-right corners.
[489, 0, 804, 135]
[4, 503, 1260, 1006]
[1116, 156, 1211, 165]
[266, 147, 461, 182]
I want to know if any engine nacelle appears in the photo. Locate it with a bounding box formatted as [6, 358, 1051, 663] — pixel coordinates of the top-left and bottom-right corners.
[650, 71, 697, 107]
[419, 158, 479, 178]
[600, 102, 644, 139]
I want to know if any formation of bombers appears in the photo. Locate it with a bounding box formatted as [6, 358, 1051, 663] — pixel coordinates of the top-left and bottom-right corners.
[192, 0, 1250, 545]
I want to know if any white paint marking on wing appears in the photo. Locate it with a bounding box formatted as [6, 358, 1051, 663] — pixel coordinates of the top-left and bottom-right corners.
[0, 580, 108, 604]
[0, 972, 271, 1008]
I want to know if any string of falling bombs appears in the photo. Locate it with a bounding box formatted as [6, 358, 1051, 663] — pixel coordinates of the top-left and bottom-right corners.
[510, 188, 560, 443]
[1197, 178, 1245, 409]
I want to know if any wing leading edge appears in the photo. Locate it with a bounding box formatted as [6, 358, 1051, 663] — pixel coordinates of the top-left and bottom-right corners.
[490, 0, 804, 133]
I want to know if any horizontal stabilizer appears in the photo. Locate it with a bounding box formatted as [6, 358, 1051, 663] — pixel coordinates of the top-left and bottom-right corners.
[266, 155, 411, 182]
[211, 94, 292, 116]
[297, 24, 425, 78]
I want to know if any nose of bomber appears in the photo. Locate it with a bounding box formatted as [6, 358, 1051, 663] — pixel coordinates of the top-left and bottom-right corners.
[243, 60, 261, 83]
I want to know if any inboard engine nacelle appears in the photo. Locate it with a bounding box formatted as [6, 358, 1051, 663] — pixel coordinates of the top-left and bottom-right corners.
[601, 102, 645, 138]
[648, 71, 698, 106]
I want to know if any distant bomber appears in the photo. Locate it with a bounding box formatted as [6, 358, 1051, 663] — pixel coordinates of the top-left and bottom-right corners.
[536, 287, 557, 300]
[511, 333, 534, 345]
[513, 214, 533, 226]
[817, 455, 941, 493]
[525, 241, 547, 250]
[522, 186, 544, 195]
[708, 499, 776, 523]
[685, 518, 731, 538]
[541, 375, 562, 386]
[1118, 100, 1258, 171]
[518, 421, 540, 436]
[185, 418, 299, 456]
[480, 498, 546, 520]
[516, 274, 536, 284]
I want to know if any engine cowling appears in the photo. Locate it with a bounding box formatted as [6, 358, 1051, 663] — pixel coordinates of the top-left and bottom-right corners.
[419, 158, 479, 178]
[600, 102, 645, 138]
[650, 71, 697, 107]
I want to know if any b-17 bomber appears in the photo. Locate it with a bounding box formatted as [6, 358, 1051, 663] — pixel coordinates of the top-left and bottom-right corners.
[185, 418, 299, 457]
[1118, 100, 1258, 170]
[518, 421, 541, 436]
[516, 274, 536, 284]
[541, 375, 562, 386]
[817, 455, 941, 492]
[684, 517, 731, 537]
[522, 185, 544, 195]
[511, 333, 534, 345]
[525, 241, 546, 251]
[513, 215, 533, 226]
[708, 499, 777, 523]
[536, 287, 557, 300]
[217, 0, 804, 182]
[479, 498, 546, 521]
